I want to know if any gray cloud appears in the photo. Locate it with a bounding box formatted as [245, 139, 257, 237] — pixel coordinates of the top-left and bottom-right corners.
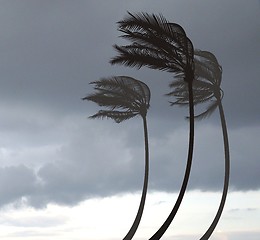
[0, 117, 259, 208]
[0, 0, 259, 208]
[0, 165, 37, 206]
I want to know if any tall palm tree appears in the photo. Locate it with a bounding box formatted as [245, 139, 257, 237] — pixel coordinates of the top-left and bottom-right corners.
[110, 12, 195, 239]
[82, 76, 151, 240]
[168, 49, 230, 240]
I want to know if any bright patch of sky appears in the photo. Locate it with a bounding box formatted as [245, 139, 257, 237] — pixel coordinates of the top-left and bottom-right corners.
[0, 191, 259, 240]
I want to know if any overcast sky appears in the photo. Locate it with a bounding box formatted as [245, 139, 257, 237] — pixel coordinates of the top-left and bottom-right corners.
[0, 1, 259, 240]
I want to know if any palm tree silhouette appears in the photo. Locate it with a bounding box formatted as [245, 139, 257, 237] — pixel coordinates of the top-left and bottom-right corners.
[168, 49, 230, 240]
[82, 76, 151, 240]
[110, 12, 195, 239]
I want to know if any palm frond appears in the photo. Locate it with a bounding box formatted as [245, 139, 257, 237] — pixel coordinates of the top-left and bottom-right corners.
[94, 76, 150, 101]
[167, 79, 214, 105]
[111, 44, 184, 74]
[86, 77, 150, 106]
[194, 49, 222, 86]
[118, 12, 187, 50]
[193, 100, 219, 120]
[195, 50, 219, 68]
[89, 110, 138, 123]
[83, 93, 134, 111]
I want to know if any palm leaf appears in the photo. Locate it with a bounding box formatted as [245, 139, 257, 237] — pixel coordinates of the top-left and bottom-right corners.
[192, 100, 218, 120]
[168, 79, 215, 105]
[118, 12, 187, 49]
[194, 50, 222, 86]
[91, 76, 150, 104]
[89, 110, 138, 123]
[112, 44, 184, 74]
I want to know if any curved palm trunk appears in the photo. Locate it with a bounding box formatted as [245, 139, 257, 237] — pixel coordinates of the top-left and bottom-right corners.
[123, 116, 149, 240]
[149, 82, 195, 240]
[200, 100, 230, 240]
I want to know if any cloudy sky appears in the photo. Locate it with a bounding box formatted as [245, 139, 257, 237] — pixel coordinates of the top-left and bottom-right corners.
[0, 0, 259, 239]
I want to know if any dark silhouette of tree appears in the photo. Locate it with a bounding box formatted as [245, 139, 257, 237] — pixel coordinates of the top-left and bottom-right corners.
[110, 12, 195, 239]
[82, 76, 150, 240]
[168, 49, 230, 240]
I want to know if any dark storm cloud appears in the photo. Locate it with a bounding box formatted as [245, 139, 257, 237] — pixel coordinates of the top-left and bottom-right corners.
[0, 119, 259, 208]
[0, 0, 259, 208]
[0, 0, 259, 123]
[0, 0, 120, 113]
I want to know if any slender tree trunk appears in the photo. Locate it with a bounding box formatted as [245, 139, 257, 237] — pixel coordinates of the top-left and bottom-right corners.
[200, 100, 230, 240]
[149, 81, 195, 240]
[123, 116, 149, 240]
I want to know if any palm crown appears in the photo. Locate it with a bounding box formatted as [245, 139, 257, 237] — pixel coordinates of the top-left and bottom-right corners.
[168, 49, 223, 119]
[82, 76, 150, 122]
[110, 12, 194, 83]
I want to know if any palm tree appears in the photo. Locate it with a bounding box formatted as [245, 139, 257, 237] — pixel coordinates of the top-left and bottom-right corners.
[167, 49, 230, 240]
[82, 76, 151, 240]
[110, 12, 195, 239]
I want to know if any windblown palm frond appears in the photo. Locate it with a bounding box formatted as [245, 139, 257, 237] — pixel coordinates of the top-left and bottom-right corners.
[83, 76, 150, 123]
[88, 110, 138, 123]
[110, 12, 194, 83]
[167, 49, 223, 119]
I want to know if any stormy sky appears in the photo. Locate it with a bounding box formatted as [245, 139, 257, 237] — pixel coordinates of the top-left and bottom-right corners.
[0, 1, 259, 239]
